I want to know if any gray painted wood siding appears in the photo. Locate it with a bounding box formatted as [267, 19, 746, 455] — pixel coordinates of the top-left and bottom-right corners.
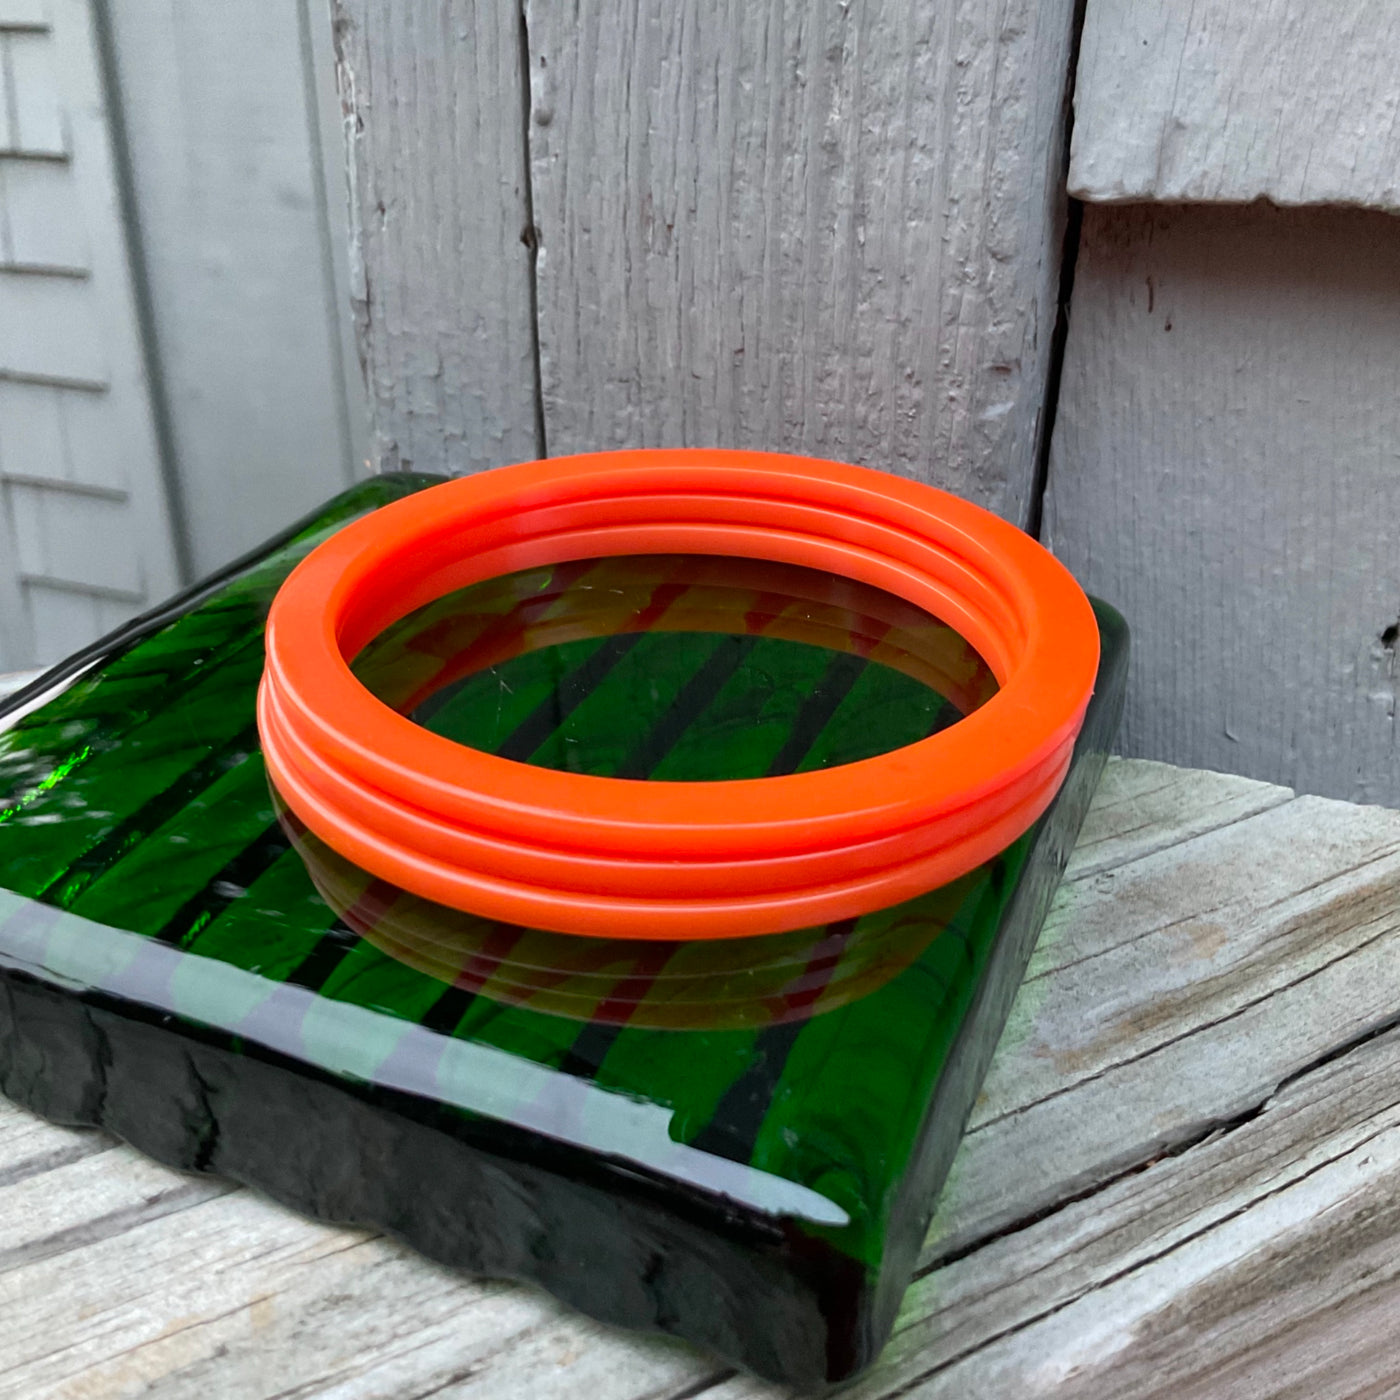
[1071, 0, 1400, 211]
[1045, 203, 1400, 806]
[0, 0, 368, 668]
[1049, 0, 1400, 806]
[330, 0, 541, 479]
[333, 0, 1084, 525]
[105, 0, 368, 576]
[0, 0, 180, 670]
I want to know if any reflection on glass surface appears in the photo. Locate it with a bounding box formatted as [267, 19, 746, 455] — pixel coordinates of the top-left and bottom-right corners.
[352, 552, 998, 778]
[306, 549, 1001, 1030]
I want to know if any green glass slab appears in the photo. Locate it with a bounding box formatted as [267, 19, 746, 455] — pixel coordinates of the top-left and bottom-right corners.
[0, 475, 1127, 1386]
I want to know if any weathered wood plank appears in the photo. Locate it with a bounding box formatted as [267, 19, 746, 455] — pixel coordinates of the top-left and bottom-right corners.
[15, 380, 131, 493]
[0, 1144, 230, 1277]
[105, 0, 364, 575]
[1029, 791, 1397, 984]
[1063, 758, 1292, 884]
[927, 790, 1400, 1259]
[302, 0, 371, 480]
[0, 509, 27, 669]
[1044, 201, 1400, 806]
[329, 0, 539, 478]
[523, 0, 1080, 525]
[21, 588, 141, 667]
[0, 1095, 694, 1400]
[5, 760, 1400, 1399]
[0, 383, 67, 483]
[1071, 0, 1400, 211]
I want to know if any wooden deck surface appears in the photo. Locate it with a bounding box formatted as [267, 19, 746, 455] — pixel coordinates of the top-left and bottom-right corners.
[2, 746, 1400, 1398]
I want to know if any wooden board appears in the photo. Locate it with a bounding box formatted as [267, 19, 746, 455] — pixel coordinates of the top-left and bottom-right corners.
[1070, 0, 1400, 211]
[1044, 201, 1400, 807]
[333, 0, 1081, 525]
[104, 0, 367, 575]
[522, 0, 1082, 524]
[7, 756, 1400, 1397]
[328, 0, 541, 479]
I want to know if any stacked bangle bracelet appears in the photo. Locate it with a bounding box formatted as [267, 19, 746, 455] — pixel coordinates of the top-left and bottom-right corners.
[257, 449, 1099, 940]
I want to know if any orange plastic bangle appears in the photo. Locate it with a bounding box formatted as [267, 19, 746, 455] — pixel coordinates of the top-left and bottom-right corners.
[257, 450, 1099, 939]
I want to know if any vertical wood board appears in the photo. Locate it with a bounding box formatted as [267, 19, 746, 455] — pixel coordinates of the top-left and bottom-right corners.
[524, 0, 1081, 524]
[0, 41, 10, 152]
[329, 0, 539, 477]
[335, 0, 1082, 520]
[1045, 202, 1400, 805]
[1071, 0, 1400, 211]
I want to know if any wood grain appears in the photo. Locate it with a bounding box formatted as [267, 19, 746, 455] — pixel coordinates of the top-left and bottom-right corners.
[1044, 201, 1400, 806]
[522, 0, 1080, 524]
[7, 758, 1400, 1398]
[1071, 0, 1400, 211]
[335, 0, 1083, 521]
[329, 0, 539, 479]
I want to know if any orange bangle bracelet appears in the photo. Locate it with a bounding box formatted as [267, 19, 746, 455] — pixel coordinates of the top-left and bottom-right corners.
[257, 450, 1100, 939]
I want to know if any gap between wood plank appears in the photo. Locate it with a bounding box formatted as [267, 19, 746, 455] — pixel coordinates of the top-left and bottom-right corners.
[922, 959, 1400, 1285]
[971, 876, 1400, 1139]
[0, 1132, 111, 1193]
[880, 1034, 1400, 1399]
[1025, 0, 1089, 541]
[0, 1176, 236, 1278]
[517, 0, 547, 461]
[0, 261, 86, 278]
